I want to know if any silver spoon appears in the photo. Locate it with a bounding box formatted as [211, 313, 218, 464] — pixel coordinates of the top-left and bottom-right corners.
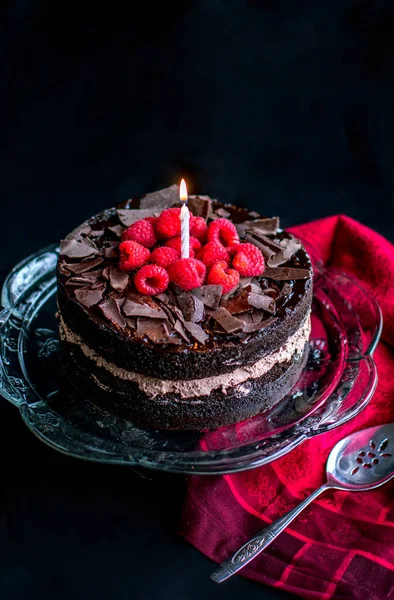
[211, 423, 394, 583]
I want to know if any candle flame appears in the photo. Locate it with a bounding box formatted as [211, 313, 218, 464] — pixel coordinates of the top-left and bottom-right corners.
[180, 178, 188, 204]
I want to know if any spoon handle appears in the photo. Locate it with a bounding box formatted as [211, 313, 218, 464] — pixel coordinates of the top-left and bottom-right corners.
[210, 483, 329, 583]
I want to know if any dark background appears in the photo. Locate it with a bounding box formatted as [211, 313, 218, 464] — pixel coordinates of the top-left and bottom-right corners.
[1, 1, 394, 599]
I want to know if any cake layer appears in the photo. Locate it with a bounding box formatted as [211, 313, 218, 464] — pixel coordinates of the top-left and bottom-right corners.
[60, 342, 308, 430]
[59, 314, 310, 398]
[59, 315, 310, 429]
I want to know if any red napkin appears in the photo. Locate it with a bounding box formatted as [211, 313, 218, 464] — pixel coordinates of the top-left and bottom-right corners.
[180, 215, 394, 600]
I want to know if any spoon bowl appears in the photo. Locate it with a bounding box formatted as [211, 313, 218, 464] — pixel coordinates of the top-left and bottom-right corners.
[327, 423, 394, 491]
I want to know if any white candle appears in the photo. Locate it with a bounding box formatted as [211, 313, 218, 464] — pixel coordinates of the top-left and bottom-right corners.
[180, 178, 190, 259]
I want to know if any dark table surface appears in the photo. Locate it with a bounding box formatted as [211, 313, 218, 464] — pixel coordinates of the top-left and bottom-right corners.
[1, 2, 394, 599]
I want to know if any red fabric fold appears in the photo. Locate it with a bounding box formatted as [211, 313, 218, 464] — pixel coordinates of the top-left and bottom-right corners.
[180, 215, 394, 600]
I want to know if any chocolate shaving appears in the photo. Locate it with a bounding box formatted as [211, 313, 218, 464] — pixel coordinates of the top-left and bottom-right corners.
[247, 293, 276, 314]
[79, 269, 104, 279]
[221, 284, 240, 301]
[263, 267, 311, 280]
[155, 292, 170, 303]
[237, 312, 254, 324]
[87, 230, 104, 238]
[246, 282, 262, 295]
[244, 233, 302, 267]
[237, 217, 280, 236]
[268, 237, 302, 267]
[147, 321, 172, 344]
[65, 278, 89, 287]
[167, 336, 183, 345]
[99, 298, 126, 328]
[58, 261, 72, 276]
[60, 239, 99, 258]
[221, 290, 251, 314]
[125, 317, 137, 330]
[250, 232, 283, 251]
[74, 287, 104, 307]
[188, 195, 211, 220]
[63, 257, 104, 274]
[104, 246, 119, 259]
[177, 293, 205, 323]
[191, 285, 223, 309]
[242, 316, 278, 333]
[65, 275, 99, 287]
[208, 210, 220, 221]
[251, 309, 267, 323]
[114, 297, 125, 311]
[239, 277, 253, 288]
[102, 266, 109, 280]
[82, 237, 98, 249]
[171, 284, 186, 296]
[215, 207, 231, 218]
[161, 304, 176, 326]
[109, 267, 129, 293]
[140, 184, 179, 210]
[122, 299, 166, 319]
[167, 304, 185, 323]
[244, 233, 282, 260]
[73, 225, 92, 241]
[90, 280, 106, 290]
[136, 318, 171, 343]
[210, 307, 244, 333]
[174, 319, 191, 343]
[278, 282, 293, 299]
[117, 209, 155, 227]
[184, 321, 209, 345]
[107, 224, 124, 238]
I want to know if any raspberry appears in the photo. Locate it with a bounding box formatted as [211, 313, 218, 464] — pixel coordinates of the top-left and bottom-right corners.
[134, 264, 169, 296]
[207, 218, 240, 254]
[119, 241, 150, 271]
[199, 241, 230, 268]
[144, 216, 158, 227]
[150, 246, 179, 268]
[166, 235, 201, 257]
[167, 258, 206, 291]
[232, 243, 265, 277]
[121, 219, 157, 248]
[207, 261, 240, 293]
[190, 216, 208, 243]
[156, 207, 181, 239]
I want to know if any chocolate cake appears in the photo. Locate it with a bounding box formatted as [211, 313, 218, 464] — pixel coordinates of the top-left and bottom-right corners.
[57, 185, 312, 430]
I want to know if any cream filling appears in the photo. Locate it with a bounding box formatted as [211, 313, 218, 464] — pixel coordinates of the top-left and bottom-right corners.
[59, 314, 311, 399]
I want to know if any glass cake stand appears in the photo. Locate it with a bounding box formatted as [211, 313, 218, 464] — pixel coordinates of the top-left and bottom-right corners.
[0, 244, 382, 474]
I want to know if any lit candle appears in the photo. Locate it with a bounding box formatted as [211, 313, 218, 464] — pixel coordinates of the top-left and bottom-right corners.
[179, 178, 190, 259]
